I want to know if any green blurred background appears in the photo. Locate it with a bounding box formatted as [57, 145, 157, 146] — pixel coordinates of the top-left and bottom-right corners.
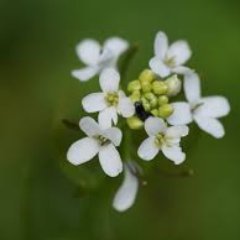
[0, 0, 240, 239]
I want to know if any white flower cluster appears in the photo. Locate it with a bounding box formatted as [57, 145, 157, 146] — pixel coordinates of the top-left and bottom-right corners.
[67, 32, 230, 212]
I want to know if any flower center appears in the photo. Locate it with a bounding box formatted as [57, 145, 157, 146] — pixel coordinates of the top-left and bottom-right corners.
[164, 56, 176, 68]
[154, 133, 165, 147]
[96, 135, 110, 146]
[105, 92, 119, 106]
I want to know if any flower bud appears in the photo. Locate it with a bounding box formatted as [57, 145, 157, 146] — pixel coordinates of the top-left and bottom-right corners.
[144, 92, 157, 108]
[152, 81, 168, 95]
[165, 75, 181, 96]
[139, 69, 155, 83]
[130, 90, 141, 102]
[127, 116, 143, 130]
[141, 81, 152, 93]
[150, 109, 159, 117]
[158, 95, 169, 106]
[158, 104, 174, 118]
[127, 80, 141, 93]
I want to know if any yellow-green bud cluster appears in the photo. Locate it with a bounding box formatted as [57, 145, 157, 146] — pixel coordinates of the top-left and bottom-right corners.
[127, 69, 175, 119]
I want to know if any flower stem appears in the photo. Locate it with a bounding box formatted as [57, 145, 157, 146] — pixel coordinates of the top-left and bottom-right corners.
[119, 43, 139, 84]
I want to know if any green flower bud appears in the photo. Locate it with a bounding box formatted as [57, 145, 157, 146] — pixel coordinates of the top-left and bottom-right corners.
[165, 75, 181, 96]
[152, 81, 168, 95]
[127, 80, 141, 93]
[158, 104, 174, 118]
[130, 90, 141, 102]
[144, 92, 158, 108]
[127, 116, 143, 130]
[139, 69, 155, 83]
[151, 109, 159, 117]
[158, 95, 169, 106]
[141, 81, 152, 93]
[141, 97, 151, 111]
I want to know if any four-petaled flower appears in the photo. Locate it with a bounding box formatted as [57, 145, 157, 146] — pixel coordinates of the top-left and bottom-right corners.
[66, 32, 231, 212]
[168, 73, 230, 138]
[113, 162, 139, 212]
[67, 116, 123, 177]
[138, 117, 189, 164]
[72, 37, 129, 81]
[82, 68, 135, 128]
[149, 31, 192, 78]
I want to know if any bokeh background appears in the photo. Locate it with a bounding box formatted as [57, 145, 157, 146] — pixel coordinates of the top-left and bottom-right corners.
[0, 0, 240, 239]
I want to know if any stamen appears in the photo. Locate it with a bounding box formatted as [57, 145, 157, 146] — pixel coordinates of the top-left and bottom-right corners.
[105, 92, 119, 106]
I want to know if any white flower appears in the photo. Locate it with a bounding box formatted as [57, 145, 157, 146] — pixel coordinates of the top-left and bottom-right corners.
[72, 37, 129, 81]
[168, 73, 230, 138]
[82, 68, 135, 128]
[138, 117, 189, 165]
[149, 31, 192, 78]
[67, 116, 123, 177]
[113, 163, 139, 212]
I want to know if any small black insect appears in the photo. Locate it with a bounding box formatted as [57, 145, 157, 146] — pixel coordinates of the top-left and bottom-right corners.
[134, 102, 152, 121]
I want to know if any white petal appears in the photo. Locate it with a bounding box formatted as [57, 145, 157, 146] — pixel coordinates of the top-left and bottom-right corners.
[184, 72, 201, 104]
[137, 137, 159, 161]
[104, 37, 129, 57]
[99, 68, 120, 92]
[118, 97, 135, 118]
[167, 102, 193, 125]
[145, 117, 167, 136]
[162, 145, 186, 165]
[194, 115, 225, 138]
[99, 144, 123, 177]
[82, 93, 107, 113]
[102, 127, 122, 146]
[98, 107, 118, 129]
[76, 39, 101, 65]
[154, 31, 168, 59]
[79, 117, 101, 137]
[167, 40, 192, 66]
[98, 48, 114, 66]
[113, 165, 138, 212]
[166, 125, 189, 138]
[172, 66, 193, 75]
[196, 96, 230, 118]
[71, 67, 99, 82]
[67, 137, 99, 165]
[149, 57, 171, 78]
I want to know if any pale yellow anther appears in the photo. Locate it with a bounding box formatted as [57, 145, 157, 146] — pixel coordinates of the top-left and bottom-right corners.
[152, 81, 168, 95]
[127, 116, 143, 130]
[105, 92, 119, 106]
[139, 69, 155, 83]
[158, 104, 174, 118]
[154, 133, 165, 147]
[127, 80, 141, 93]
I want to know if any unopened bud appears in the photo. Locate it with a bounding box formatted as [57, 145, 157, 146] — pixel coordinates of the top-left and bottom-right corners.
[139, 69, 155, 83]
[150, 109, 159, 117]
[152, 81, 168, 95]
[141, 81, 152, 93]
[158, 104, 174, 118]
[165, 75, 181, 96]
[127, 80, 141, 93]
[158, 95, 169, 106]
[144, 92, 157, 108]
[127, 116, 143, 130]
[130, 90, 141, 102]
